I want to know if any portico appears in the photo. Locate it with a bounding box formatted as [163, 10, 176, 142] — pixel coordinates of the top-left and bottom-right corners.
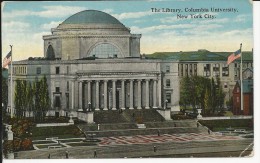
[72, 72, 162, 111]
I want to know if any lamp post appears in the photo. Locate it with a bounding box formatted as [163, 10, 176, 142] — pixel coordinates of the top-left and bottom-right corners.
[164, 100, 168, 110]
[88, 102, 91, 112]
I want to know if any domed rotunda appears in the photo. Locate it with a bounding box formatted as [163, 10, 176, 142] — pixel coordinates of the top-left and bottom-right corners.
[43, 10, 141, 60]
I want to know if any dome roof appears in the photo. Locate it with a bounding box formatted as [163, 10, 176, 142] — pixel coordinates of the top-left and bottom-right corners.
[61, 10, 123, 25]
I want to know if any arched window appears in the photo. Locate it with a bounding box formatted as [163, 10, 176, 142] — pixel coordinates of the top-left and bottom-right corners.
[89, 43, 121, 58]
[46, 45, 55, 60]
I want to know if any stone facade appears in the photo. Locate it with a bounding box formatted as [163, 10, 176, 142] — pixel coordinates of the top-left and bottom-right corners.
[7, 10, 180, 118]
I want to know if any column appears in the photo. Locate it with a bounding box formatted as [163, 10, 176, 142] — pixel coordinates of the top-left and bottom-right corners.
[137, 79, 142, 109]
[153, 79, 157, 108]
[129, 80, 134, 109]
[95, 80, 100, 110]
[121, 80, 126, 110]
[145, 79, 150, 109]
[87, 81, 91, 111]
[78, 81, 83, 111]
[158, 77, 162, 108]
[71, 80, 75, 110]
[103, 80, 108, 110]
[112, 80, 117, 110]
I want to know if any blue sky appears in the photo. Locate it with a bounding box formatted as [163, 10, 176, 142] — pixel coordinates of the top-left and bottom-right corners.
[2, 0, 253, 61]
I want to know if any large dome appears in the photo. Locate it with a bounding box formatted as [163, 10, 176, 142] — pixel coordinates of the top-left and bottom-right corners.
[61, 10, 123, 25]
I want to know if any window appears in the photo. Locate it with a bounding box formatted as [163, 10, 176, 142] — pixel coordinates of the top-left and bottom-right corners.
[67, 81, 69, 91]
[166, 65, 170, 73]
[224, 83, 228, 88]
[180, 64, 183, 76]
[36, 67, 41, 74]
[213, 64, 220, 77]
[56, 87, 60, 92]
[222, 64, 229, 77]
[55, 96, 61, 107]
[166, 93, 171, 103]
[236, 97, 239, 103]
[166, 79, 171, 87]
[89, 43, 121, 58]
[185, 64, 188, 76]
[66, 66, 69, 74]
[237, 87, 240, 93]
[203, 64, 211, 77]
[56, 67, 60, 74]
[194, 64, 197, 76]
[189, 64, 192, 75]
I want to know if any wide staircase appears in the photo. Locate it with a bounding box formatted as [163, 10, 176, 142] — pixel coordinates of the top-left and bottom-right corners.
[78, 109, 208, 138]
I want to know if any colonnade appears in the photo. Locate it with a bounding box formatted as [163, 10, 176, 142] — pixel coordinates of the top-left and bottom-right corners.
[71, 78, 162, 111]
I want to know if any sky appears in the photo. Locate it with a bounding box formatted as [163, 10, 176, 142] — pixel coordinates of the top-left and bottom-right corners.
[1, 0, 253, 62]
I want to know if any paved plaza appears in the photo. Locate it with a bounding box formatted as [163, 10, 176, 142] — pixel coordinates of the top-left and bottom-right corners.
[14, 133, 253, 159]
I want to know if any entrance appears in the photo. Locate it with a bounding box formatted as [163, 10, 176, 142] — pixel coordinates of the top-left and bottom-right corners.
[55, 112, 59, 118]
[116, 90, 120, 109]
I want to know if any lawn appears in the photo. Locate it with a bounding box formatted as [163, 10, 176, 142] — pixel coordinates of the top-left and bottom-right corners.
[67, 142, 97, 147]
[198, 119, 253, 131]
[30, 125, 85, 140]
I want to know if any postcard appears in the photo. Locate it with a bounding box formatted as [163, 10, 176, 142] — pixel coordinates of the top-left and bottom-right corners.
[1, 0, 255, 160]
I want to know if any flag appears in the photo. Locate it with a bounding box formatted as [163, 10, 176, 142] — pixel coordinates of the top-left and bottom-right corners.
[227, 49, 241, 65]
[2, 51, 12, 68]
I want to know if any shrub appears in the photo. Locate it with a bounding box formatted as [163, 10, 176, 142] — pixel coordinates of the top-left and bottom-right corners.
[20, 138, 34, 151]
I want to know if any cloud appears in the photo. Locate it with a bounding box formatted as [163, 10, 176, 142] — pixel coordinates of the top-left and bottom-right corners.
[160, 16, 181, 23]
[102, 8, 114, 14]
[3, 5, 87, 19]
[130, 24, 196, 34]
[2, 21, 30, 32]
[41, 21, 62, 30]
[234, 14, 251, 23]
[35, 6, 87, 18]
[112, 10, 154, 20]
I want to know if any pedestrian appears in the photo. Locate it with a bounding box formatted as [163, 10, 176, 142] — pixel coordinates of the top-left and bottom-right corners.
[157, 129, 160, 136]
[208, 128, 211, 135]
[94, 150, 97, 158]
[65, 151, 69, 159]
[174, 123, 177, 127]
[48, 154, 51, 159]
[153, 146, 157, 152]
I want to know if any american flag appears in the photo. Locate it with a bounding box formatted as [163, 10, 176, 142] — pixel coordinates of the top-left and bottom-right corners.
[227, 49, 241, 65]
[2, 51, 12, 68]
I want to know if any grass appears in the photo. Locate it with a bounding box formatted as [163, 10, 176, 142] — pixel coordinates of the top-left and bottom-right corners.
[198, 119, 253, 131]
[30, 125, 85, 140]
[32, 140, 55, 144]
[67, 142, 97, 147]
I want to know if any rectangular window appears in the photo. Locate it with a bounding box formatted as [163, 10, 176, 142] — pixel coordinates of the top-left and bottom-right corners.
[203, 64, 211, 77]
[166, 65, 170, 73]
[180, 64, 183, 76]
[224, 82, 228, 88]
[185, 64, 188, 76]
[67, 66, 69, 74]
[56, 87, 60, 92]
[55, 96, 61, 108]
[194, 64, 197, 76]
[222, 64, 229, 77]
[166, 79, 170, 87]
[166, 93, 171, 103]
[236, 97, 239, 103]
[66, 93, 69, 109]
[213, 64, 220, 77]
[67, 81, 69, 91]
[189, 64, 192, 75]
[36, 67, 41, 74]
[56, 67, 60, 74]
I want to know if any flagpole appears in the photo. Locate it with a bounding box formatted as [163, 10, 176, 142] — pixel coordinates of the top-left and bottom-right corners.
[10, 45, 13, 118]
[240, 43, 243, 113]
